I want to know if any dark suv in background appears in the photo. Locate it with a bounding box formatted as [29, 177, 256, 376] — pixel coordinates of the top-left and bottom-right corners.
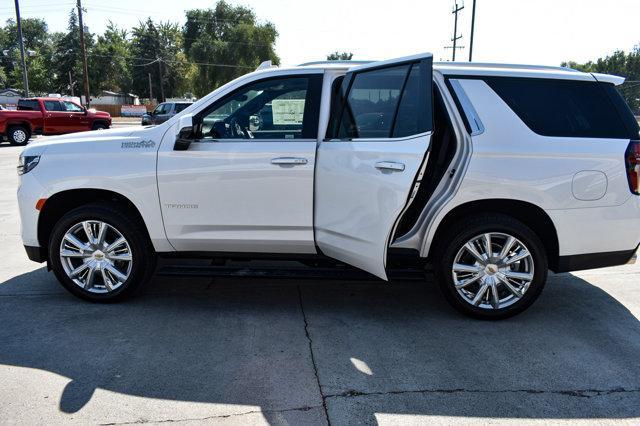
[141, 102, 192, 125]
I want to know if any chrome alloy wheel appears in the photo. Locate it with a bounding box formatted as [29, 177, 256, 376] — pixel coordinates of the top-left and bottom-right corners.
[59, 221, 133, 293]
[12, 129, 27, 144]
[452, 232, 534, 310]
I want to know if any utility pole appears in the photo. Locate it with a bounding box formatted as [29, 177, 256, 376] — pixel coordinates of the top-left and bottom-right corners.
[148, 73, 153, 102]
[468, 0, 477, 61]
[68, 71, 74, 97]
[14, 0, 29, 97]
[157, 58, 165, 102]
[77, 0, 90, 108]
[451, 1, 464, 61]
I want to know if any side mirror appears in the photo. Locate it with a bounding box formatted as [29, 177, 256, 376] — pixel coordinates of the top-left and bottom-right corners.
[174, 113, 194, 151]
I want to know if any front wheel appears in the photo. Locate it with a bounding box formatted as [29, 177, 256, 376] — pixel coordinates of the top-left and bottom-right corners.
[92, 122, 109, 130]
[48, 203, 156, 302]
[436, 214, 548, 320]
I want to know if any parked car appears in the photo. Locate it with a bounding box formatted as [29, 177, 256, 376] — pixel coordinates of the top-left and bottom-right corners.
[141, 102, 192, 125]
[17, 53, 640, 319]
[0, 98, 111, 145]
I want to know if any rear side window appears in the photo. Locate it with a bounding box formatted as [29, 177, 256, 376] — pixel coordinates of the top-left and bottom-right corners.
[17, 100, 39, 111]
[175, 103, 190, 113]
[328, 59, 432, 139]
[486, 77, 636, 139]
[44, 101, 64, 112]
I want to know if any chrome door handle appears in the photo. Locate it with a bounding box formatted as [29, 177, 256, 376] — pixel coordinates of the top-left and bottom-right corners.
[375, 161, 405, 172]
[271, 157, 308, 165]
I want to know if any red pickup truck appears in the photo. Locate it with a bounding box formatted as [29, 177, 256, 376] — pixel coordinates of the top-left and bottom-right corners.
[0, 97, 112, 146]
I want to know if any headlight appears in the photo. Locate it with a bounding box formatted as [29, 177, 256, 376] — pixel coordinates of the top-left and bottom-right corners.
[17, 155, 40, 175]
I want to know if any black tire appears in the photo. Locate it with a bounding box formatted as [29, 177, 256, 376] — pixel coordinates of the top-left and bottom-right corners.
[92, 122, 109, 130]
[435, 214, 548, 320]
[48, 203, 156, 302]
[7, 125, 31, 146]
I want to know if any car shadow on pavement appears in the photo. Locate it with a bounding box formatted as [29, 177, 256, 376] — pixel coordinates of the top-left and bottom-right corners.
[0, 267, 639, 424]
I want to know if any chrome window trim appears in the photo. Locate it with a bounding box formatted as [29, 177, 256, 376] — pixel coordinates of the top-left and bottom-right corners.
[323, 131, 433, 143]
[449, 79, 485, 136]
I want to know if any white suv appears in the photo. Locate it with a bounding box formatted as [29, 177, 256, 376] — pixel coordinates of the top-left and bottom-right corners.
[17, 53, 640, 319]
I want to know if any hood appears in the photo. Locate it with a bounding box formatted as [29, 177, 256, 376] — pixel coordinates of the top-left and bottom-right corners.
[87, 108, 111, 118]
[21, 126, 156, 157]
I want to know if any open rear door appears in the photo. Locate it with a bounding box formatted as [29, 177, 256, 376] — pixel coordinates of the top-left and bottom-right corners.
[314, 53, 434, 279]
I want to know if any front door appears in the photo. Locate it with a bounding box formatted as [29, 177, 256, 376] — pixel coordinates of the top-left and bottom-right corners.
[315, 53, 434, 279]
[157, 72, 324, 253]
[62, 100, 90, 132]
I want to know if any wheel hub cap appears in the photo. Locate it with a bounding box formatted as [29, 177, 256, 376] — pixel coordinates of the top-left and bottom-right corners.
[59, 220, 133, 294]
[452, 232, 534, 310]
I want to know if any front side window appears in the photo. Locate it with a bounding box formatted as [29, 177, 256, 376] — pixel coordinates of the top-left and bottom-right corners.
[154, 104, 168, 115]
[197, 75, 322, 140]
[44, 101, 64, 112]
[328, 60, 432, 140]
[63, 101, 83, 112]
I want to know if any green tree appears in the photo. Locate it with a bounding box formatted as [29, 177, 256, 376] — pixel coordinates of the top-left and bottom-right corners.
[130, 18, 191, 101]
[183, 1, 279, 97]
[0, 18, 53, 94]
[327, 51, 353, 61]
[89, 22, 132, 94]
[50, 10, 94, 96]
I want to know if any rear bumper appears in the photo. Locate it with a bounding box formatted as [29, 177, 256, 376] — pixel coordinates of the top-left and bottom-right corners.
[24, 245, 47, 263]
[555, 245, 638, 273]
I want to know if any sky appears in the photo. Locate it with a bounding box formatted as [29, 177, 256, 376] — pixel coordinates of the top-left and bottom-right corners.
[1, 0, 639, 67]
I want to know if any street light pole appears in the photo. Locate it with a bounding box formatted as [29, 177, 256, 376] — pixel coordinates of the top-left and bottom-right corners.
[14, 0, 29, 97]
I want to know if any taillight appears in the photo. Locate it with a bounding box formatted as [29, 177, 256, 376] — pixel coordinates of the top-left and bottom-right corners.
[626, 140, 640, 195]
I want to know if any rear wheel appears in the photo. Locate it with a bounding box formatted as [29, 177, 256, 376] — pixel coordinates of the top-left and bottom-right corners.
[8, 125, 30, 146]
[48, 203, 156, 302]
[436, 214, 548, 320]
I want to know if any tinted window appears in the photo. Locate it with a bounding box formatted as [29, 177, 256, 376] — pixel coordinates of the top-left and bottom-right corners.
[486, 77, 634, 139]
[338, 65, 407, 139]
[393, 63, 430, 137]
[17, 100, 39, 111]
[198, 75, 322, 140]
[175, 103, 190, 113]
[154, 103, 168, 114]
[44, 101, 64, 112]
[328, 60, 432, 139]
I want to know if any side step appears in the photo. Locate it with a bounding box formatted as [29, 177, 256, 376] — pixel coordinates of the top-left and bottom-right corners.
[156, 265, 427, 282]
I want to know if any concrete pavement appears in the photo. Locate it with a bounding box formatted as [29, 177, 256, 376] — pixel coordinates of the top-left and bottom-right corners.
[1, 142, 639, 425]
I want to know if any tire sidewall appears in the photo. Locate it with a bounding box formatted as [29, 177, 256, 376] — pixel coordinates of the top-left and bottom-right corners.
[438, 216, 548, 320]
[49, 206, 152, 302]
[92, 123, 108, 130]
[8, 126, 30, 146]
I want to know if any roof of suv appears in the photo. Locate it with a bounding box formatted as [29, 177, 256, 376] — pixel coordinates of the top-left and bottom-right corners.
[292, 60, 625, 85]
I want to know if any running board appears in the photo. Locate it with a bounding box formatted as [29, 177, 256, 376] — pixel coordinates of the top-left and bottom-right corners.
[156, 265, 427, 281]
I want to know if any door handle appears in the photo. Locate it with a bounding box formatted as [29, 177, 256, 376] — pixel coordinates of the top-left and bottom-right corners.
[375, 161, 405, 172]
[271, 157, 308, 165]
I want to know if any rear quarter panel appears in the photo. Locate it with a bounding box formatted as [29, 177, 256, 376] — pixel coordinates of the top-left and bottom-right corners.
[425, 78, 639, 256]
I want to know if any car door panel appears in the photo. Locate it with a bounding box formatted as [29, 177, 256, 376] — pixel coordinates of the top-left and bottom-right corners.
[314, 53, 434, 279]
[157, 140, 317, 253]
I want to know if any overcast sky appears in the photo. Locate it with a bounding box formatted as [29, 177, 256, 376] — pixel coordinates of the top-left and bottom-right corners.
[2, 0, 638, 66]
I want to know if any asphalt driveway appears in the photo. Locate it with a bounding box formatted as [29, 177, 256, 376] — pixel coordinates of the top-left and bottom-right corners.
[1, 142, 639, 425]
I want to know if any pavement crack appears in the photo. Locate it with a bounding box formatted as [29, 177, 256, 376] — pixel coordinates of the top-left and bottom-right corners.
[99, 404, 323, 425]
[326, 387, 640, 400]
[297, 285, 331, 426]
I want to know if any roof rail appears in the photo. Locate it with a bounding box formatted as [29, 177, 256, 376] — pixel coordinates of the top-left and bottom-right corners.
[256, 60, 277, 71]
[298, 60, 374, 66]
[434, 62, 580, 73]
